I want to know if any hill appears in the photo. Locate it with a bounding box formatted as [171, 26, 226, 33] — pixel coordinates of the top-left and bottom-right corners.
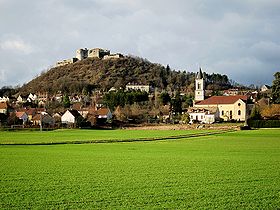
[20, 56, 231, 94]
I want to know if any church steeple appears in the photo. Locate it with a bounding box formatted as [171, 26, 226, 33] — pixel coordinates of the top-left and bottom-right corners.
[195, 68, 205, 101]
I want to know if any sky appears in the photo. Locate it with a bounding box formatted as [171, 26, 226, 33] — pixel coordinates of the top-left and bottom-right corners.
[0, 0, 280, 88]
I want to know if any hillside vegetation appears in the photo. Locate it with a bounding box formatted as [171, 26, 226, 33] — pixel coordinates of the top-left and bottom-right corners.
[20, 56, 231, 94]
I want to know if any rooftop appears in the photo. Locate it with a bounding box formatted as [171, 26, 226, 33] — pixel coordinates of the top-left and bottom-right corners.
[196, 95, 248, 105]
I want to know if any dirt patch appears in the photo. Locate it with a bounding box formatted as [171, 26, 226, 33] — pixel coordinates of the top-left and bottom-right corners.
[122, 123, 241, 131]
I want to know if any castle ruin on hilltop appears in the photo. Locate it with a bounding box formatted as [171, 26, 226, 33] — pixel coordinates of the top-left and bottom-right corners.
[56, 48, 124, 67]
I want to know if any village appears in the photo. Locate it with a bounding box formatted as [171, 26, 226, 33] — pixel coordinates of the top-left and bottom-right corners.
[0, 68, 276, 129]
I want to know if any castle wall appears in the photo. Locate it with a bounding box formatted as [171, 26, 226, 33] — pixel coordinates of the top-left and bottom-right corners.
[56, 58, 78, 67]
[103, 53, 124, 60]
[76, 48, 88, 60]
[88, 48, 110, 58]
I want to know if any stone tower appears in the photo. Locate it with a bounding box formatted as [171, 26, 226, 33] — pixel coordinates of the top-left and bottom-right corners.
[195, 68, 205, 101]
[76, 48, 88, 60]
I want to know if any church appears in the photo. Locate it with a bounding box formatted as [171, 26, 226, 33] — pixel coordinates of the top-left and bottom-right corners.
[188, 68, 249, 123]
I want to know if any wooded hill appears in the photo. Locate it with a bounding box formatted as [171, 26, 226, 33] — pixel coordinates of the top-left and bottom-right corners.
[20, 56, 232, 94]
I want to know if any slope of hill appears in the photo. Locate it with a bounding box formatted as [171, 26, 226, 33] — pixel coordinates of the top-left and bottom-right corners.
[20, 56, 195, 94]
[20, 56, 232, 95]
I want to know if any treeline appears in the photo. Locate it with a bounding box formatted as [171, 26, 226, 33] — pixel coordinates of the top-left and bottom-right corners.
[103, 90, 149, 110]
[205, 73, 231, 90]
[0, 86, 20, 97]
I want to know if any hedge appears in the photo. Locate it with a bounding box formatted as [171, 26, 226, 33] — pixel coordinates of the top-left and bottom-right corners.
[247, 120, 280, 128]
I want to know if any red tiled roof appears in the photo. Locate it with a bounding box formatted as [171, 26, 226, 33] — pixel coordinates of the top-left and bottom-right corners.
[0, 102, 8, 109]
[97, 108, 110, 115]
[196, 95, 247, 105]
[16, 112, 26, 118]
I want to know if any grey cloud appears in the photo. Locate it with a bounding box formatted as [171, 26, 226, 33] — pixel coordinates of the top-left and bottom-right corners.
[0, 0, 279, 87]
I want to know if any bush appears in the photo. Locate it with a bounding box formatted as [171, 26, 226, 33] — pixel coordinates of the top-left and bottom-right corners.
[240, 125, 251, 130]
[247, 120, 280, 128]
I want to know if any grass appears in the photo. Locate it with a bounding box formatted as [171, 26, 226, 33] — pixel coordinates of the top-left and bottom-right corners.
[0, 129, 279, 209]
[0, 129, 218, 144]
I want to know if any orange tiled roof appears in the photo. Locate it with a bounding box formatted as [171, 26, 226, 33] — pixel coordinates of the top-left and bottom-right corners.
[16, 112, 26, 118]
[0, 102, 8, 109]
[196, 95, 247, 105]
[97, 108, 110, 115]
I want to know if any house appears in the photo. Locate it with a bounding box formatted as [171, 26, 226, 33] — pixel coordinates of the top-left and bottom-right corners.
[52, 112, 63, 124]
[0, 96, 9, 102]
[17, 108, 46, 121]
[61, 110, 83, 125]
[126, 84, 150, 93]
[15, 112, 28, 124]
[0, 102, 8, 114]
[223, 89, 239, 96]
[17, 95, 26, 103]
[96, 108, 112, 120]
[261, 85, 271, 92]
[27, 93, 38, 102]
[193, 69, 250, 122]
[32, 113, 55, 126]
[188, 107, 219, 124]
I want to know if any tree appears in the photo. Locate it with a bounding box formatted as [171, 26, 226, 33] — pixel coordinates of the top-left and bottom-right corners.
[249, 106, 262, 120]
[271, 72, 280, 104]
[159, 92, 171, 105]
[63, 94, 70, 108]
[181, 113, 190, 124]
[171, 92, 182, 114]
[261, 104, 280, 119]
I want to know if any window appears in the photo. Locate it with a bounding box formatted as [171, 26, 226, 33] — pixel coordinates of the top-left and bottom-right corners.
[198, 83, 201, 90]
[201, 115, 203, 119]
[238, 103, 241, 106]
[222, 111, 224, 115]
[238, 110, 241, 115]
[230, 111, 232, 116]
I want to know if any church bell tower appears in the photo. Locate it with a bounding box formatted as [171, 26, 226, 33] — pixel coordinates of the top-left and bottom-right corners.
[195, 68, 205, 101]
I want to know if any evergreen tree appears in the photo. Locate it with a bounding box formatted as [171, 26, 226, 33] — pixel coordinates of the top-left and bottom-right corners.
[63, 94, 70, 108]
[271, 72, 280, 104]
[249, 106, 262, 120]
[159, 92, 171, 105]
[171, 92, 182, 114]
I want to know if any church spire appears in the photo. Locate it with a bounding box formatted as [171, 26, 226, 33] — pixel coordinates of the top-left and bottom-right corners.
[196, 68, 203, 79]
[195, 67, 205, 101]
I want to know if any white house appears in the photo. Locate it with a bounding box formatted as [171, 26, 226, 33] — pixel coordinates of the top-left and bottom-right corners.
[61, 110, 83, 125]
[0, 96, 9, 102]
[260, 85, 271, 92]
[17, 95, 25, 103]
[188, 107, 219, 124]
[126, 84, 150, 93]
[27, 93, 38, 102]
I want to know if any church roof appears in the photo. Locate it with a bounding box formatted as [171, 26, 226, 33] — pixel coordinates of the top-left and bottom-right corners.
[196, 95, 248, 105]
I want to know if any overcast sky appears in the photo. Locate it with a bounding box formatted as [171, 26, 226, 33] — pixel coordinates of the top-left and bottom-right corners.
[0, 0, 279, 88]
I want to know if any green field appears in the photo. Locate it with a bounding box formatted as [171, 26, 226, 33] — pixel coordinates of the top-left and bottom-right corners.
[0, 129, 279, 209]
